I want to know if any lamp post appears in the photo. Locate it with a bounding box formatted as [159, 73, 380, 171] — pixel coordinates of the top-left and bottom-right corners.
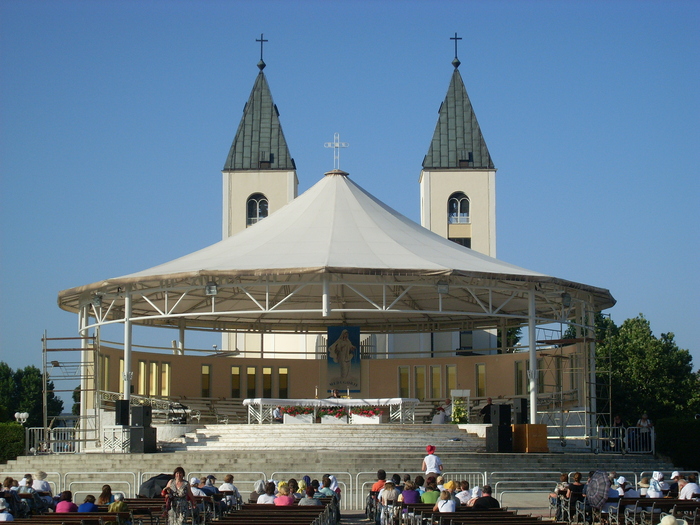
[15, 412, 29, 455]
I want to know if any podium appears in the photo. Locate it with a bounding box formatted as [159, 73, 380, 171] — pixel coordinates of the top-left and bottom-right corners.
[511, 424, 549, 453]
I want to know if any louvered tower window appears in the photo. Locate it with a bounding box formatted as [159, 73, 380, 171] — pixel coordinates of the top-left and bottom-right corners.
[246, 193, 269, 226]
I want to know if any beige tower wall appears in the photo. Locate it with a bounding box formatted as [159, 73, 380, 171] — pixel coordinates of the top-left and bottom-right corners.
[419, 169, 496, 257]
[222, 169, 298, 352]
[222, 169, 298, 238]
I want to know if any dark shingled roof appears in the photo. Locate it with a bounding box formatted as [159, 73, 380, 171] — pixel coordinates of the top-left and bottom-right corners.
[223, 71, 295, 171]
[423, 69, 494, 170]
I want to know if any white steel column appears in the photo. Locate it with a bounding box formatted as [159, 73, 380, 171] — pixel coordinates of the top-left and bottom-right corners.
[322, 276, 330, 317]
[528, 286, 538, 424]
[123, 290, 133, 401]
[587, 296, 597, 439]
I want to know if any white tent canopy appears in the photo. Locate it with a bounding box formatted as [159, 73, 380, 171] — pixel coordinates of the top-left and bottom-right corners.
[58, 170, 614, 334]
[58, 169, 615, 420]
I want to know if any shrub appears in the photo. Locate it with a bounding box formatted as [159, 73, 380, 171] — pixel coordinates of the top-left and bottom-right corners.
[655, 417, 700, 471]
[0, 422, 25, 463]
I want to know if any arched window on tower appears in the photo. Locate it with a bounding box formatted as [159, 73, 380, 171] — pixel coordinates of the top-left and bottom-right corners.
[246, 193, 268, 226]
[448, 192, 470, 224]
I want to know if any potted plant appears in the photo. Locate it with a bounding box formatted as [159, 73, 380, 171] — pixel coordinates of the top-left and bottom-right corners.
[350, 406, 382, 424]
[319, 406, 348, 424]
[281, 406, 314, 424]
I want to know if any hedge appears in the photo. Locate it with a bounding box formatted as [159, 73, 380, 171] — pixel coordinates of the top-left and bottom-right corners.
[655, 417, 700, 472]
[0, 422, 25, 463]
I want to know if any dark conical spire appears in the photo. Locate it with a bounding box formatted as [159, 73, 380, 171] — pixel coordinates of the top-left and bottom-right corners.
[223, 70, 295, 171]
[422, 68, 494, 169]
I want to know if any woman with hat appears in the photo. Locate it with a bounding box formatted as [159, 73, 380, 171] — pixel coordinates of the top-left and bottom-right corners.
[31, 472, 52, 510]
[422, 445, 443, 478]
[0, 498, 14, 522]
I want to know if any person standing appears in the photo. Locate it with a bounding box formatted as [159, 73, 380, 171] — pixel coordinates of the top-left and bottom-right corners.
[162, 467, 196, 525]
[636, 413, 653, 451]
[480, 398, 493, 423]
[422, 445, 443, 478]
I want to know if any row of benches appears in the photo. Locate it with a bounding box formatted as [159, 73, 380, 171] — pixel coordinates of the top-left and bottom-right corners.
[557, 495, 700, 525]
[384, 503, 558, 525]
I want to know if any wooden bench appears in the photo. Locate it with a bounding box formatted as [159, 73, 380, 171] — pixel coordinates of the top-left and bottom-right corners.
[13, 511, 131, 525]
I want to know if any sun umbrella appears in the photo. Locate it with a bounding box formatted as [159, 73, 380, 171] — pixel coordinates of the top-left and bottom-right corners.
[138, 474, 173, 498]
[586, 470, 610, 510]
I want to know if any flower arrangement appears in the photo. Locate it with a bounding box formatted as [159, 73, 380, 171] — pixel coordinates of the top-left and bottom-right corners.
[280, 406, 314, 416]
[450, 399, 469, 424]
[350, 406, 382, 417]
[318, 406, 348, 419]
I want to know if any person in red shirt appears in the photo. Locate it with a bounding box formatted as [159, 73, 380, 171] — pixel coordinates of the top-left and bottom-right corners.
[371, 470, 386, 492]
[55, 491, 78, 513]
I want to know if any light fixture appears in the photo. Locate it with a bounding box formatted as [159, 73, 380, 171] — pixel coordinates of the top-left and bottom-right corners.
[14, 412, 29, 425]
[92, 294, 102, 307]
[205, 281, 218, 296]
[561, 292, 572, 308]
[437, 281, 449, 294]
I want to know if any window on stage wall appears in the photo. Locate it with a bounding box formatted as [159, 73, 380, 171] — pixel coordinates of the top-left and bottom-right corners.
[398, 366, 409, 398]
[247, 367, 257, 398]
[415, 366, 426, 401]
[161, 362, 171, 397]
[149, 362, 158, 396]
[201, 364, 211, 398]
[475, 363, 486, 398]
[448, 192, 470, 224]
[446, 365, 456, 394]
[231, 366, 241, 398]
[99, 354, 109, 391]
[247, 193, 268, 226]
[537, 358, 545, 394]
[119, 358, 124, 394]
[460, 330, 473, 350]
[262, 367, 272, 398]
[430, 365, 441, 399]
[138, 360, 147, 395]
[279, 367, 289, 399]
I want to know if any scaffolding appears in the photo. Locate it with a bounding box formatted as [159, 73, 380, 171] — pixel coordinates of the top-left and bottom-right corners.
[38, 332, 100, 453]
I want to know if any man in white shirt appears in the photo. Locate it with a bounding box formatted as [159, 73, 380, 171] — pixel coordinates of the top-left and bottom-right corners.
[679, 477, 700, 500]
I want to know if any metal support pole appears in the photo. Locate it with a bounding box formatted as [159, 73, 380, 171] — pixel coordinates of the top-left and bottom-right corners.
[528, 286, 538, 424]
[322, 276, 330, 317]
[123, 291, 133, 401]
[587, 297, 597, 441]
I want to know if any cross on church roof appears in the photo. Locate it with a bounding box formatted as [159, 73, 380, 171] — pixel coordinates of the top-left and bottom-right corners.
[256, 33, 268, 70]
[450, 32, 462, 69]
[324, 132, 349, 170]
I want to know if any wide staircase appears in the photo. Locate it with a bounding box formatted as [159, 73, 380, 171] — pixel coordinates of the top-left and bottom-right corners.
[2, 423, 676, 511]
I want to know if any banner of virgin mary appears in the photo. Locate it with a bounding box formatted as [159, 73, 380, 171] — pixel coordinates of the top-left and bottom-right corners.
[327, 326, 361, 393]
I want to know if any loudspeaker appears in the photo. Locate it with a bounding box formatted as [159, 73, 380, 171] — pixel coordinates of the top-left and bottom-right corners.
[131, 405, 152, 428]
[513, 398, 528, 425]
[129, 426, 157, 453]
[115, 400, 130, 426]
[490, 404, 511, 426]
[486, 425, 513, 453]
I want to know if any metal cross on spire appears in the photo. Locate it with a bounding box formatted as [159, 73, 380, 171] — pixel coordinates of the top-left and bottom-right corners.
[256, 33, 268, 70]
[450, 32, 462, 69]
[324, 132, 349, 170]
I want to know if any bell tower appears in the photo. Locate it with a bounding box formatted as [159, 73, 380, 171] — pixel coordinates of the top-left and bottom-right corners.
[419, 35, 496, 258]
[221, 37, 298, 354]
[222, 36, 298, 239]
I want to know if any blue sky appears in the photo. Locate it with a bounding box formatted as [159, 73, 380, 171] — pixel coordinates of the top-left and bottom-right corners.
[1, 1, 698, 379]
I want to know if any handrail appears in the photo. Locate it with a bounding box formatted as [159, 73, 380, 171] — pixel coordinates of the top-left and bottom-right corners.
[63, 471, 137, 498]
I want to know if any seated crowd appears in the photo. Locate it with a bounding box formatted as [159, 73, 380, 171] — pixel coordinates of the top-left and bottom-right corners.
[367, 468, 501, 524]
[549, 469, 700, 523]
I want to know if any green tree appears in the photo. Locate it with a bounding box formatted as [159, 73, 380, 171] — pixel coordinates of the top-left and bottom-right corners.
[0, 362, 15, 421]
[596, 315, 697, 424]
[0, 363, 64, 426]
[72, 386, 81, 416]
